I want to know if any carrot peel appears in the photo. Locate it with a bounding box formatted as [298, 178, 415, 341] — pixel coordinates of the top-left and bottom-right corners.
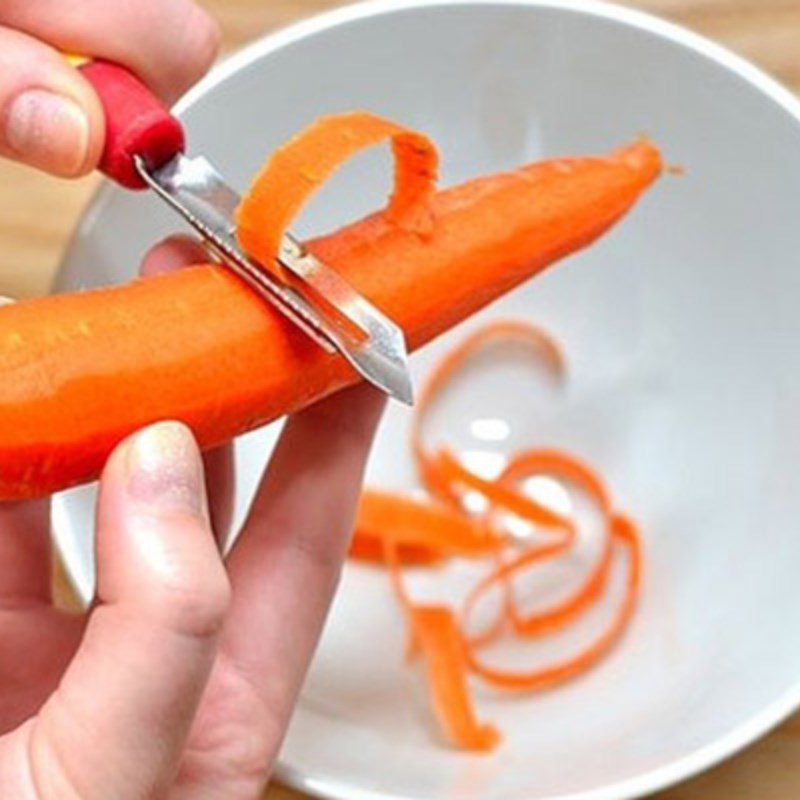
[351, 488, 503, 563]
[352, 320, 644, 750]
[463, 514, 641, 692]
[411, 605, 501, 752]
[235, 111, 439, 271]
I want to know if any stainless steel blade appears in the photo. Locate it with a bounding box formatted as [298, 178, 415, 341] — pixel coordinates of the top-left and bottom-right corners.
[134, 154, 413, 404]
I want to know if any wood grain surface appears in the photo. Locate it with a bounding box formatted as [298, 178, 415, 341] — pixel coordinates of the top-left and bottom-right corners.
[19, 1, 798, 798]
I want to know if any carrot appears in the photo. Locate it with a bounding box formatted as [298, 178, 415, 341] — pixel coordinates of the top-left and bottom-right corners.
[0, 112, 661, 499]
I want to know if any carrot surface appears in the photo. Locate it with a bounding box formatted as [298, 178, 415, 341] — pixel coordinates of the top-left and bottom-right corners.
[0, 113, 661, 499]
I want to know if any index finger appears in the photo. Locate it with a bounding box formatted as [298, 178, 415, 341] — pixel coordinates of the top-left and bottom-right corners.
[221, 385, 385, 742]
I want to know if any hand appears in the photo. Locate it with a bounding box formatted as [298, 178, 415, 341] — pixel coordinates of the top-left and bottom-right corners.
[0, 238, 386, 799]
[0, 0, 220, 176]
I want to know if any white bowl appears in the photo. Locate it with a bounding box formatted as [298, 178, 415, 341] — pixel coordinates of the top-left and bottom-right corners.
[53, 1, 800, 798]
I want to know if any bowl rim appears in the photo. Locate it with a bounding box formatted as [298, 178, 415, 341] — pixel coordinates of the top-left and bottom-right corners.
[54, 1, 800, 798]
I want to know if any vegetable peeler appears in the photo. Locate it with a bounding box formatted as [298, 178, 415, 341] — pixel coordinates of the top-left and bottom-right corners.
[73, 59, 414, 405]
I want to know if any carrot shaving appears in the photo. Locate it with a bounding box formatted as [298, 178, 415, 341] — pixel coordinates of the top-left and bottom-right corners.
[350, 320, 643, 751]
[463, 515, 641, 691]
[427, 447, 574, 536]
[353, 488, 503, 560]
[411, 320, 564, 508]
[488, 450, 615, 637]
[235, 111, 439, 271]
[410, 605, 501, 751]
[348, 534, 442, 566]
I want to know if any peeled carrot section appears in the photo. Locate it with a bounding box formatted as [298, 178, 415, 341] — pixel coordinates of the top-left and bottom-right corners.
[0, 112, 661, 499]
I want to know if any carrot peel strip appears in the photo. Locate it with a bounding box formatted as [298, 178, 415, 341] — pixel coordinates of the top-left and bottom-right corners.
[492, 449, 615, 637]
[354, 488, 504, 559]
[431, 447, 574, 536]
[410, 321, 568, 532]
[235, 111, 439, 270]
[349, 534, 443, 566]
[462, 514, 642, 691]
[346, 319, 643, 751]
[411, 605, 501, 751]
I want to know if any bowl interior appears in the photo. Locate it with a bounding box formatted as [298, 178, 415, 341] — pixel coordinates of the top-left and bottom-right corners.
[54, 2, 800, 798]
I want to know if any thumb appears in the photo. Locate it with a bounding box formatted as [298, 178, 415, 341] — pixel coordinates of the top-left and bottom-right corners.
[26, 422, 231, 799]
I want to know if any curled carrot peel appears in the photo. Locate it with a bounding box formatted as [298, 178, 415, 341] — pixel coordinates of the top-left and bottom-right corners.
[481, 449, 616, 639]
[235, 111, 439, 270]
[463, 514, 641, 692]
[352, 320, 643, 751]
[427, 447, 574, 537]
[349, 534, 443, 566]
[411, 320, 565, 510]
[461, 451, 622, 651]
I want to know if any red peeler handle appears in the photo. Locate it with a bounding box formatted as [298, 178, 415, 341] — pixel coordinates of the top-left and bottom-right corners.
[77, 60, 186, 189]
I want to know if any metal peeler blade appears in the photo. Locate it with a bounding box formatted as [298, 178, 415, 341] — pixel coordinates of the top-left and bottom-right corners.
[134, 154, 414, 405]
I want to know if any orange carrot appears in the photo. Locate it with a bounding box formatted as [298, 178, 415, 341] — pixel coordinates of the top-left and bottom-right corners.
[0, 113, 661, 499]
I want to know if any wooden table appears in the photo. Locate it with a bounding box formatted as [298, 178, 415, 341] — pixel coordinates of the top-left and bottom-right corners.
[7, 0, 795, 797]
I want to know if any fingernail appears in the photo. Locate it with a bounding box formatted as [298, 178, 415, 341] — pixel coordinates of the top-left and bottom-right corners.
[126, 422, 205, 516]
[5, 89, 90, 176]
